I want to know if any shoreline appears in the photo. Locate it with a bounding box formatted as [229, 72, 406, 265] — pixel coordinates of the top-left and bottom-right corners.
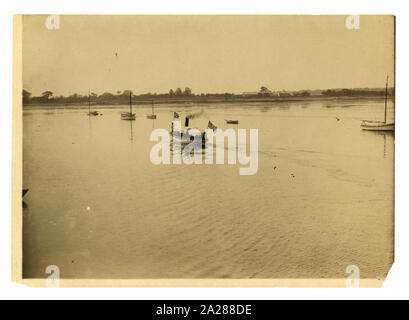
[23, 95, 389, 108]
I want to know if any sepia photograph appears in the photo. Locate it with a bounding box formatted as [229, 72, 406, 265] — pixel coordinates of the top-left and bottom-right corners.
[12, 14, 395, 287]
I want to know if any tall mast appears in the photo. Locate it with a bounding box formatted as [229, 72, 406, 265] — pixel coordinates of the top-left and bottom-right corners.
[88, 91, 91, 114]
[384, 76, 389, 123]
[152, 100, 154, 115]
[129, 92, 132, 114]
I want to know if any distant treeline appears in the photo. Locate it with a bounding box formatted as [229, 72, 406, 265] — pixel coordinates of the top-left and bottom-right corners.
[321, 88, 394, 97]
[22, 86, 394, 106]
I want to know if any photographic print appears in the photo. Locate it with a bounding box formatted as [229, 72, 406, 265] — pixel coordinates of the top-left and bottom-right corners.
[12, 15, 395, 287]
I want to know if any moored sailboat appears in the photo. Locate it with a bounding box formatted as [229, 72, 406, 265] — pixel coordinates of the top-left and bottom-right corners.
[121, 92, 136, 120]
[361, 76, 394, 131]
[88, 93, 99, 116]
[147, 100, 157, 119]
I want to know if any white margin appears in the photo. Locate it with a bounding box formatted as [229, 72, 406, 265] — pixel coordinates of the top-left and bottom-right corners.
[1, 0, 408, 300]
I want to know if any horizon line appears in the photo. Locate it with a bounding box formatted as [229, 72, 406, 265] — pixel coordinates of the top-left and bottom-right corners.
[23, 86, 394, 97]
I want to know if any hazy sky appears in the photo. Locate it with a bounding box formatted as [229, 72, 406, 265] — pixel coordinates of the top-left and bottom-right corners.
[22, 15, 395, 96]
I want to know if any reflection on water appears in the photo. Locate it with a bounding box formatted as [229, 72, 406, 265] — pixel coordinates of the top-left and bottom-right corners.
[129, 120, 134, 142]
[22, 99, 394, 279]
[361, 131, 394, 159]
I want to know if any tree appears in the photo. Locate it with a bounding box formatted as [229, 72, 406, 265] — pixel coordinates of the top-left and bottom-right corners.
[122, 90, 133, 96]
[169, 89, 175, 96]
[101, 92, 114, 98]
[259, 86, 271, 96]
[175, 88, 182, 96]
[22, 90, 32, 100]
[341, 89, 353, 96]
[41, 91, 53, 100]
[184, 87, 192, 96]
[99, 92, 115, 101]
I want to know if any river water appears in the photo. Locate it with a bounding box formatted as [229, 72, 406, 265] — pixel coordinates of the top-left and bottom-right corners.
[22, 98, 394, 279]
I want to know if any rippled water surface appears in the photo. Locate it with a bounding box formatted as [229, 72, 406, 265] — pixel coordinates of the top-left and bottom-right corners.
[23, 99, 394, 279]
